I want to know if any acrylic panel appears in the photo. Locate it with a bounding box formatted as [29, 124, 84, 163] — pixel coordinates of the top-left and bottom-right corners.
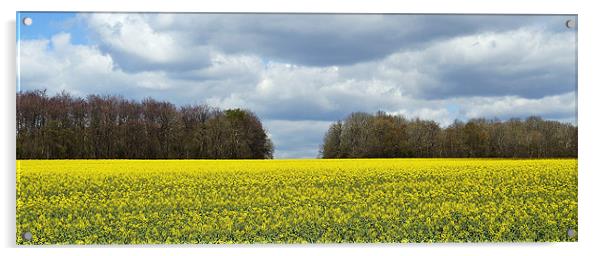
[16, 12, 578, 244]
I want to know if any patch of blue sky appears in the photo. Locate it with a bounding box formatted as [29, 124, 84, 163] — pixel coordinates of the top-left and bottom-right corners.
[17, 12, 88, 45]
[446, 104, 461, 116]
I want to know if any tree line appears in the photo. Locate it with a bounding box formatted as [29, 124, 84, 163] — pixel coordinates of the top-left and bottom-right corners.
[320, 111, 577, 158]
[17, 90, 273, 159]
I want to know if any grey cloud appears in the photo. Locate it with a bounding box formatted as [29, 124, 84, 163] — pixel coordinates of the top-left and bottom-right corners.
[83, 14, 576, 69]
[434, 65, 575, 99]
[97, 45, 212, 73]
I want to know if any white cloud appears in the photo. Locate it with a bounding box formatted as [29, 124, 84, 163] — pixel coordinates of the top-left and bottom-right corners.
[388, 108, 454, 127]
[20, 33, 114, 93]
[81, 13, 212, 71]
[19, 32, 176, 95]
[459, 92, 576, 121]
[85, 14, 177, 61]
[428, 27, 575, 74]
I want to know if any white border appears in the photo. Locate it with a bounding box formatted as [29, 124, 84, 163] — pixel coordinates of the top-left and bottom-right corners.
[1, 0, 600, 255]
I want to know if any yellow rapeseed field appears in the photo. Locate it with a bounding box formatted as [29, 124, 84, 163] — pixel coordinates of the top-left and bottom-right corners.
[16, 159, 577, 244]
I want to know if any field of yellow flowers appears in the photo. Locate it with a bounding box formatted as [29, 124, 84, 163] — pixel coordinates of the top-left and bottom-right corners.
[16, 159, 577, 244]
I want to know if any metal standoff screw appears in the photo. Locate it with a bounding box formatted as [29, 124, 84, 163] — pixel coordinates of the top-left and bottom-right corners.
[565, 19, 575, 29]
[22, 17, 33, 26]
[21, 231, 32, 241]
[567, 229, 576, 238]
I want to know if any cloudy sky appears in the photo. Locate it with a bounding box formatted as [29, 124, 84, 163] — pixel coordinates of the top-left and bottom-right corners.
[17, 13, 577, 158]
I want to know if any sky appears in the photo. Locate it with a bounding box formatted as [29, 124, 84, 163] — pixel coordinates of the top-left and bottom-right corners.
[17, 13, 577, 158]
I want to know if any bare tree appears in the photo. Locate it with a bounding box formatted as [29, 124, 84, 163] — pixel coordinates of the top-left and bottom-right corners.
[16, 91, 274, 159]
[321, 111, 577, 159]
